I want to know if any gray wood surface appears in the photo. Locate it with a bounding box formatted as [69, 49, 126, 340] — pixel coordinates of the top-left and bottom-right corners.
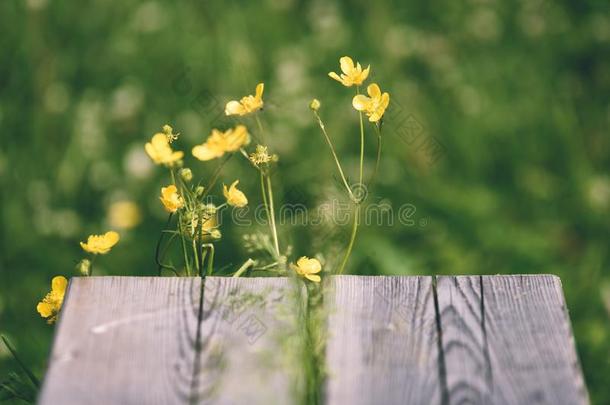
[39, 277, 202, 405]
[39, 275, 588, 405]
[436, 275, 589, 405]
[192, 276, 298, 404]
[324, 276, 441, 405]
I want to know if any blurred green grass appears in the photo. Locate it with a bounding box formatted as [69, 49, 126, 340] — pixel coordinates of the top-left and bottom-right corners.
[1, 0, 609, 402]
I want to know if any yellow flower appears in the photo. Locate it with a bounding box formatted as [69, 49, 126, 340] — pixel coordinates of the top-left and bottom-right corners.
[223, 180, 248, 207]
[159, 185, 184, 213]
[37, 276, 68, 324]
[145, 133, 184, 166]
[192, 125, 250, 161]
[290, 256, 322, 283]
[225, 83, 264, 116]
[352, 83, 390, 122]
[328, 56, 370, 87]
[80, 231, 120, 254]
[107, 200, 141, 230]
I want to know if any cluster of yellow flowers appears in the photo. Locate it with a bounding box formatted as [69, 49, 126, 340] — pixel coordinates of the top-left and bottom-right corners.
[37, 56, 390, 324]
[328, 56, 390, 122]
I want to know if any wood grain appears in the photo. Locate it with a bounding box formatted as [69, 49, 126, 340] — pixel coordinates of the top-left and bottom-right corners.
[39, 277, 202, 405]
[191, 276, 299, 405]
[436, 275, 589, 405]
[324, 276, 441, 405]
[436, 276, 491, 404]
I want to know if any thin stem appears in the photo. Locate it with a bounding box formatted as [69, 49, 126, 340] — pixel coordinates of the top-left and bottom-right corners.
[89, 255, 97, 276]
[156, 214, 174, 276]
[368, 128, 382, 188]
[357, 86, 365, 188]
[233, 258, 255, 277]
[255, 114, 266, 143]
[260, 170, 275, 256]
[337, 204, 360, 275]
[266, 174, 281, 257]
[202, 154, 233, 199]
[1, 336, 40, 388]
[177, 217, 191, 276]
[205, 244, 215, 276]
[313, 111, 355, 201]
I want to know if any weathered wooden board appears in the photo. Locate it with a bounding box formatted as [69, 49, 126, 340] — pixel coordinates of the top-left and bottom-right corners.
[436, 275, 589, 405]
[192, 276, 299, 405]
[324, 276, 441, 405]
[39, 277, 202, 405]
[39, 275, 589, 405]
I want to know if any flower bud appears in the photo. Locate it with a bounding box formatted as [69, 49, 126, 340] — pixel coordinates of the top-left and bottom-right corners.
[180, 168, 193, 182]
[309, 99, 321, 111]
[195, 186, 205, 196]
[76, 259, 91, 276]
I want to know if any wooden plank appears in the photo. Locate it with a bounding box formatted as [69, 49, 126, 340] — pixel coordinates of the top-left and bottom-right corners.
[39, 277, 202, 405]
[437, 275, 589, 405]
[324, 275, 441, 405]
[191, 276, 299, 404]
[436, 275, 491, 404]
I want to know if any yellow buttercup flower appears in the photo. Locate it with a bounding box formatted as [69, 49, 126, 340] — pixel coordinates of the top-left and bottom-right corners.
[145, 132, 184, 166]
[37, 276, 68, 324]
[352, 83, 390, 122]
[192, 125, 250, 161]
[225, 83, 264, 116]
[290, 256, 322, 283]
[223, 180, 248, 208]
[328, 56, 370, 87]
[80, 231, 120, 254]
[160, 185, 184, 213]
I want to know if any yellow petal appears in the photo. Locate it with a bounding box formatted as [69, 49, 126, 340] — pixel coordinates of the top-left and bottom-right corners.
[255, 83, 264, 100]
[352, 95, 370, 111]
[192, 144, 223, 161]
[339, 56, 354, 75]
[37, 302, 54, 317]
[361, 65, 371, 81]
[225, 101, 244, 116]
[305, 274, 321, 283]
[328, 72, 342, 83]
[104, 231, 120, 247]
[51, 276, 68, 294]
[367, 83, 381, 98]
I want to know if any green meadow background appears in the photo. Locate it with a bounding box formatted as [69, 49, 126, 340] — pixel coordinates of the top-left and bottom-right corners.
[1, 0, 609, 402]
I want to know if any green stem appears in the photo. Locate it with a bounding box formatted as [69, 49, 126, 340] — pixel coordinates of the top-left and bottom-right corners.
[255, 114, 266, 143]
[337, 204, 360, 275]
[313, 111, 355, 201]
[233, 258, 255, 277]
[357, 86, 365, 188]
[205, 244, 215, 276]
[89, 255, 97, 276]
[368, 128, 382, 188]
[177, 217, 191, 276]
[156, 214, 173, 276]
[266, 174, 281, 257]
[1, 335, 40, 388]
[202, 154, 233, 199]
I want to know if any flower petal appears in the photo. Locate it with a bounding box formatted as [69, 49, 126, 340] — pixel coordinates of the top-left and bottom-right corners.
[361, 65, 371, 81]
[339, 56, 354, 75]
[367, 83, 381, 98]
[352, 95, 370, 111]
[192, 144, 223, 161]
[225, 101, 244, 116]
[255, 83, 264, 99]
[37, 302, 54, 317]
[328, 72, 342, 83]
[305, 274, 321, 283]
[51, 276, 68, 294]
